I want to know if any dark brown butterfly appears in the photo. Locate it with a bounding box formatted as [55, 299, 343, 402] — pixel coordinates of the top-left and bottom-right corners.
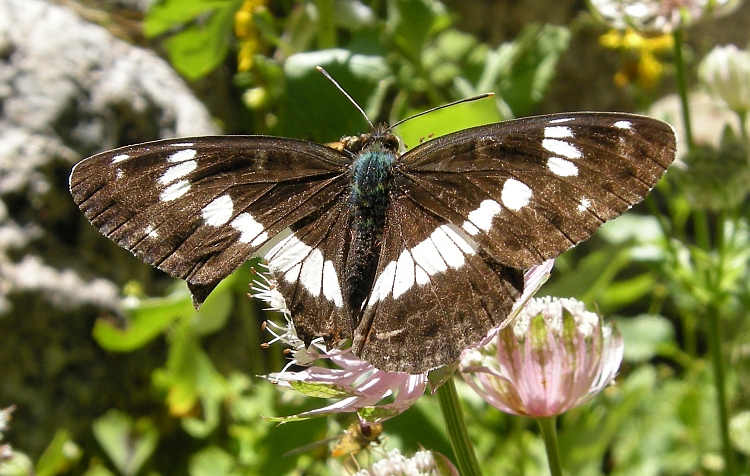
[70, 102, 676, 374]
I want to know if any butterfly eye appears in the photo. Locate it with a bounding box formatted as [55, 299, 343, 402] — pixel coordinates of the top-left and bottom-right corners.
[341, 135, 366, 154]
[383, 134, 399, 152]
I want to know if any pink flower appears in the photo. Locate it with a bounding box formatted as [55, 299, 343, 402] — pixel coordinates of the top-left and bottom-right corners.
[589, 0, 741, 32]
[256, 260, 554, 422]
[266, 346, 427, 422]
[460, 297, 624, 417]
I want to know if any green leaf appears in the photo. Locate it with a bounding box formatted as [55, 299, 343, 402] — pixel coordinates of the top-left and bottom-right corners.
[191, 277, 234, 336]
[278, 50, 390, 142]
[189, 447, 239, 476]
[92, 286, 193, 352]
[288, 381, 353, 398]
[393, 94, 501, 150]
[82, 463, 116, 476]
[35, 430, 81, 476]
[144, 0, 236, 37]
[164, 6, 238, 80]
[615, 314, 675, 363]
[152, 324, 228, 423]
[92, 411, 158, 476]
[387, 0, 452, 60]
[496, 24, 571, 116]
[600, 272, 658, 309]
[540, 243, 631, 306]
[144, 0, 244, 80]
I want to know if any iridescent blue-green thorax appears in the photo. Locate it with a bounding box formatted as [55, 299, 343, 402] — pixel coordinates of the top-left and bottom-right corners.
[344, 127, 400, 317]
[350, 141, 397, 217]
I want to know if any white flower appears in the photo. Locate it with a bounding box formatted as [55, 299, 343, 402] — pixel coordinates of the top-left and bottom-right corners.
[353, 449, 459, 476]
[699, 44, 750, 115]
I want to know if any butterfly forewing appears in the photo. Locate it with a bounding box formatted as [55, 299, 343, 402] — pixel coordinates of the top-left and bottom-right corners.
[397, 113, 676, 269]
[70, 136, 350, 303]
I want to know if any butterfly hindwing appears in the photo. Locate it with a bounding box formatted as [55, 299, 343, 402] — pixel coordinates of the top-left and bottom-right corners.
[352, 195, 524, 372]
[261, 197, 353, 345]
[398, 112, 676, 269]
[70, 136, 350, 303]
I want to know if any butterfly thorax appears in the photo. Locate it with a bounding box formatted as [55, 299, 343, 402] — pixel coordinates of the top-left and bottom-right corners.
[344, 127, 399, 320]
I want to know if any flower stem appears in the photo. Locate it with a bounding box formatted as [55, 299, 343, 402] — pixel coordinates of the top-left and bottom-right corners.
[536, 417, 563, 476]
[706, 305, 737, 476]
[436, 377, 484, 476]
[672, 29, 694, 150]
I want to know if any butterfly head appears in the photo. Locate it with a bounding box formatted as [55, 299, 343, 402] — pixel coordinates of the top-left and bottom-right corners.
[340, 124, 401, 157]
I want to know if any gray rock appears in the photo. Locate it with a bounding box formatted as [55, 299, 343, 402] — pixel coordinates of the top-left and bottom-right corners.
[0, 0, 218, 313]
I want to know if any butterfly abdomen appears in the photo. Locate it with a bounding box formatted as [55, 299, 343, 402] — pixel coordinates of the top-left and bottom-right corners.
[344, 140, 398, 318]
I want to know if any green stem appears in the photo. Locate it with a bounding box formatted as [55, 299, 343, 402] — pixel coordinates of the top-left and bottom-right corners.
[693, 208, 711, 250]
[314, 0, 336, 49]
[706, 306, 737, 476]
[536, 417, 563, 476]
[672, 29, 694, 150]
[738, 111, 748, 142]
[436, 377, 484, 476]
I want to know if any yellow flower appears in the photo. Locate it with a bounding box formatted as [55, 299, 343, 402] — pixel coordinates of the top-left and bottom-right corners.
[234, 0, 267, 72]
[600, 28, 673, 90]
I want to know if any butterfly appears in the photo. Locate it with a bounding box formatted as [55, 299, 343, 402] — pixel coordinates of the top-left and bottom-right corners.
[70, 102, 676, 374]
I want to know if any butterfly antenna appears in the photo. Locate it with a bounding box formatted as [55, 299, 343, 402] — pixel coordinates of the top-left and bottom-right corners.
[388, 93, 495, 130]
[316, 66, 375, 130]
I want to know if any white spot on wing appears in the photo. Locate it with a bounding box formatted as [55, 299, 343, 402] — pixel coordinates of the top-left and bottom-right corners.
[578, 197, 591, 212]
[160, 180, 190, 201]
[415, 266, 430, 285]
[392, 250, 416, 299]
[544, 126, 573, 138]
[232, 212, 268, 245]
[464, 199, 502, 234]
[369, 224, 478, 304]
[547, 156, 578, 177]
[144, 225, 158, 238]
[371, 261, 397, 302]
[428, 227, 465, 268]
[462, 221, 480, 235]
[440, 224, 478, 254]
[111, 154, 129, 164]
[284, 263, 302, 282]
[265, 234, 342, 306]
[202, 194, 234, 226]
[411, 236, 447, 276]
[549, 117, 573, 124]
[299, 249, 325, 298]
[159, 160, 196, 185]
[171, 142, 195, 147]
[501, 178, 532, 211]
[542, 139, 582, 159]
[167, 149, 197, 163]
[614, 120, 631, 130]
[322, 260, 343, 307]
